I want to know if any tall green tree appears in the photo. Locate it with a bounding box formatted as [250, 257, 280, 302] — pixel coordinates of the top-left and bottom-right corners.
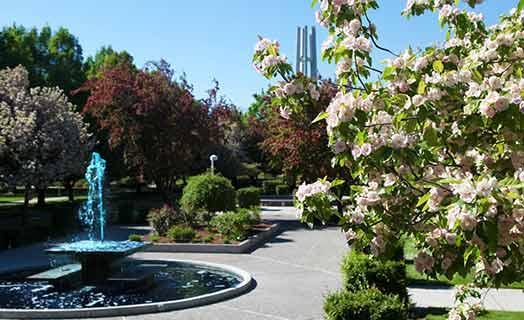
[84, 45, 134, 79]
[0, 25, 85, 106]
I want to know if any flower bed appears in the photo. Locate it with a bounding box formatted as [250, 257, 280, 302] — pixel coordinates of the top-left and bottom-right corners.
[141, 223, 275, 245]
[143, 222, 280, 254]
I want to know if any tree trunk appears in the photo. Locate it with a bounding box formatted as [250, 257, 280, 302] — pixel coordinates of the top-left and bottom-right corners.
[65, 180, 75, 202]
[36, 188, 46, 207]
[21, 185, 31, 244]
[24, 185, 31, 208]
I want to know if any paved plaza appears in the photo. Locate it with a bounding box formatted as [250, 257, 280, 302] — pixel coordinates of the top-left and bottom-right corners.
[0, 207, 523, 320]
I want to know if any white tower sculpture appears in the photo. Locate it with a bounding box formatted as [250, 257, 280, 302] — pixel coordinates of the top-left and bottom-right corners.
[296, 26, 318, 79]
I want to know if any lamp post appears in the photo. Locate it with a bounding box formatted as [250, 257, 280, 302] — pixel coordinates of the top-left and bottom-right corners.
[209, 154, 218, 175]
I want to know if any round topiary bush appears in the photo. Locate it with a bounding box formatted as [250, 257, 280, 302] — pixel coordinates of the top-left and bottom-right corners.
[237, 187, 261, 208]
[180, 173, 236, 214]
[341, 250, 408, 303]
[324, 288, 407, 320]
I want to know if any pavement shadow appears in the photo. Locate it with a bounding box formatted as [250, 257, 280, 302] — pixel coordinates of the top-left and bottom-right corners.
[260, 207, 281, 212]
[411, 307, 448, 318]
[268, 236, 294, 244]
[408, 281, 454, 289]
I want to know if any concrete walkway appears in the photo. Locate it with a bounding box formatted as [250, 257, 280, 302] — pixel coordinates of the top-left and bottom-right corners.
[0, 206, 523, 320]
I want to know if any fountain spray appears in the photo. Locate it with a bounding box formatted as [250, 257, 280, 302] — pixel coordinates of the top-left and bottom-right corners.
[79, 152, 107, 241]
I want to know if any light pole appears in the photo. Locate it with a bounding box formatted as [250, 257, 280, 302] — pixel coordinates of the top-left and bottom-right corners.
[209, 154, 218, 175]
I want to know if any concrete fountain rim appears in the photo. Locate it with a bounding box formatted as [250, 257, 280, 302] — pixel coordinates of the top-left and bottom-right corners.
[0, 258, 254, 319]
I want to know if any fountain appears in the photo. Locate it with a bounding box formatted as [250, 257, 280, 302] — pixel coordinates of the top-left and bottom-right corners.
[43, 152, 147, 284]
[0, 153, 253, 318]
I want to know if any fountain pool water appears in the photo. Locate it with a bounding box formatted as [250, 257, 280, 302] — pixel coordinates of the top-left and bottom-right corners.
[0, 260, 244, 309]
[0, 152, 253, 318]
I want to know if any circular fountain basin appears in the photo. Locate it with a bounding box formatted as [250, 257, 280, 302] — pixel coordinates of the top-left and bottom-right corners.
[45, 240, 150, 284]
[0, 259, 253, 319]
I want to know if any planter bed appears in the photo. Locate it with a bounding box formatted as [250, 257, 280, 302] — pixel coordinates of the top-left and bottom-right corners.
[144, 223, 280, 254]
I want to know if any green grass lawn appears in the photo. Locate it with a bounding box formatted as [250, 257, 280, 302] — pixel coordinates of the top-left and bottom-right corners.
[407, 264, 524, 289]
[0, 195, 25, 203]
[0, 194, 88, 205]
[424, 311, 524, 319]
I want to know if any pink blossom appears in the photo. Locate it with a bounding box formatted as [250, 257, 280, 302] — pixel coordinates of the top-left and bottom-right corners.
[459, 211, 478, 231]
[415, 252, 435, 273]
[345, 229, 357, 241]
[333, 140, 348, 154]
[279, 107, 291, 120]
[351, 208, 365, 224]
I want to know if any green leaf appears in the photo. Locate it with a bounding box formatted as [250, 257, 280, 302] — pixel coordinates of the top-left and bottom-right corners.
[312, 112, 328, 124]
[472, 68, 483, 82]
[382, 66, 395, 80]
[417, 81, 426, 95]
[519, 0, 524, 12]
[355, 131, 367, 145]
[416, 192, 430, 207]
[330, 179, 345, 188]
[311, 0, 319, 8]
[423, 125, 439, 146]
[350, 185, 364, 192]
[464, 246, 477, 267]
[433, 60, 444, 73]
[438, 177, 461, 184]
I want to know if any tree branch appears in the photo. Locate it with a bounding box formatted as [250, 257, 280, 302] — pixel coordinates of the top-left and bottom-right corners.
[364, 12, 399, 57]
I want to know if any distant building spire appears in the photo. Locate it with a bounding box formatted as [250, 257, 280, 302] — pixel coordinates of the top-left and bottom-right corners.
[296, 26, 318, 79]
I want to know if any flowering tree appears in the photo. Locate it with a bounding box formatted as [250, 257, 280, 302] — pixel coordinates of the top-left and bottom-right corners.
[0, 66, 91, 206]
[254, 0, 524, 318]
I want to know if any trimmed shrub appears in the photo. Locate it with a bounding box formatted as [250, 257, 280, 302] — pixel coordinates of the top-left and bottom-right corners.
[341, 250, 408, 303]
[116, 176, 135, 188]
[237, 187, 261, 208]
[203, 235, 214, 243]
[128, 234, 143, 242]
[74, 179, 88, 188]
[167, 225, 196, 243]
[180, 174, 236, 213]
[324, 288, 407, 320]
[210, 208, 260, 241]
[262, 179, 281, 195]
[147, 205, 180, 236]
[275, 184, 291, 196]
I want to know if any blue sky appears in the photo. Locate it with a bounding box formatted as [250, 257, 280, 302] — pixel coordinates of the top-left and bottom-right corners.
[0, 1, 516, 109]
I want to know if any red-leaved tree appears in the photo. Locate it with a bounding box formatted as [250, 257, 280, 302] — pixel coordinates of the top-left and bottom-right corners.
[78, 61, 216, 202]
[261, 78, 338, 184]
